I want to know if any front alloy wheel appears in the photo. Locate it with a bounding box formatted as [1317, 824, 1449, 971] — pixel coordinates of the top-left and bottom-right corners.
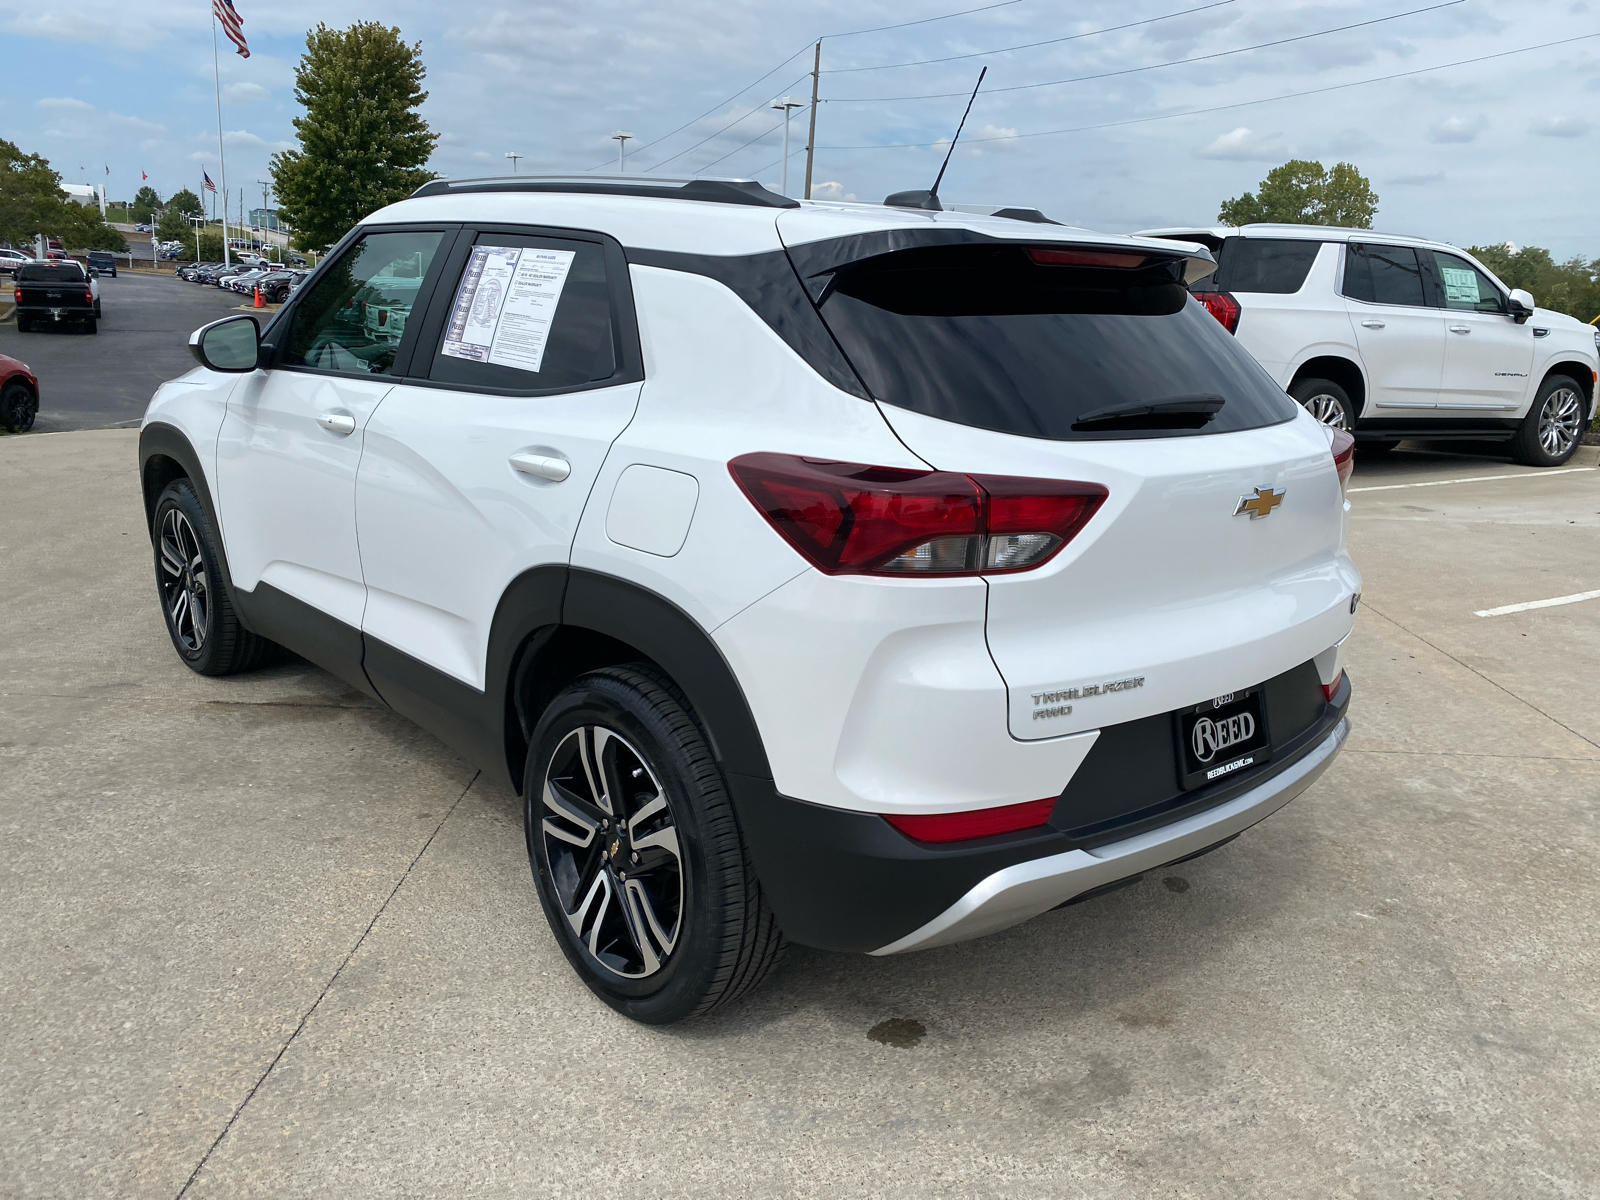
[540, 726, 683, 979]
[1537, 385, 1582, 459]
[158, 507, 210, 654]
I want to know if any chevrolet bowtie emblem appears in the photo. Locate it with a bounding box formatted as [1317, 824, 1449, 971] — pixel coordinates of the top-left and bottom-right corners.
[1234, 487, 1285, 519]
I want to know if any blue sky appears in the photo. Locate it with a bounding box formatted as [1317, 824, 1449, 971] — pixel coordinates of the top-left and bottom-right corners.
[2, 0, 1596, 257]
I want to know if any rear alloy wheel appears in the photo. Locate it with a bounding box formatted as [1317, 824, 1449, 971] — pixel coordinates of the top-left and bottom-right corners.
[526, 666, 785, 1024]
[1290, 377, 1356, 431]
[1512, 376, 1585, 467]
[152, 479, 277, 675]
[1, 381, 37, 433]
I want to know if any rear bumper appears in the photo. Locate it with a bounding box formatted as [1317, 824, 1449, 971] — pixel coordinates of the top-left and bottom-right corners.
[730, 678, 1350, 955]
[873, 715, 1349, 954]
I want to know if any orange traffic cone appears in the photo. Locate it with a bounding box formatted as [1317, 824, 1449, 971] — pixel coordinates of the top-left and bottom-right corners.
[253, 286, 264, 308]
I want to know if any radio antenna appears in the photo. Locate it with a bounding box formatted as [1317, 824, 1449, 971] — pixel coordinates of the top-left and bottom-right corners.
[884, 67, 987, 211]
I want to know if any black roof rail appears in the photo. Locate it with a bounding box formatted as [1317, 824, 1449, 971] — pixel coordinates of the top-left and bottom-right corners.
[409, 174, 800, 209]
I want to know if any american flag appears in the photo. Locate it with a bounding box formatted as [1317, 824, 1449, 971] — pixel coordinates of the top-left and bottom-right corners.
[203, 171, 218, 194]
[213, 0, 249, 59]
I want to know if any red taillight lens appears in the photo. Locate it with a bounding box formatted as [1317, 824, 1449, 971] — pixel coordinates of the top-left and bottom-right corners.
[1330, 427, 1355, 490]
[884, 797, 1058, 843]
[85, 289, 94, 303]
[12, 288, 19, 303]
[728, 454, 1106, 576]
[1200, 290, 1241, 334]
[1028, 246, 1149, 269]
[1321, 669, 1346, 703]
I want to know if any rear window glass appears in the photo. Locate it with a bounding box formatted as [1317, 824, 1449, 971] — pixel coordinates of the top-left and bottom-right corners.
[18, 264, 85, 282]
[813, 244, 1297, 441]
[1343, 243, 1426, 307]
[1215, 238, 1321, 293]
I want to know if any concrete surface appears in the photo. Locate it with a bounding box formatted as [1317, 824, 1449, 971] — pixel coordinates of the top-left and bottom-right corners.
[1, 432, 1597, 1199]
[0, 273, 241, 432]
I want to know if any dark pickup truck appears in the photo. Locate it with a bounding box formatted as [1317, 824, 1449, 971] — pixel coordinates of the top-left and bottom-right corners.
[14, 262, 97, 334]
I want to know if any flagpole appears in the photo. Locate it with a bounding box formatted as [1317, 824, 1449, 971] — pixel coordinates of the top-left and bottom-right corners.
[212, 11, 231, 267]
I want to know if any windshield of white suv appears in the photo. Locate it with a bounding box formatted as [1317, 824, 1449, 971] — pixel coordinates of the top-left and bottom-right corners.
[813, 243, 1298, 440]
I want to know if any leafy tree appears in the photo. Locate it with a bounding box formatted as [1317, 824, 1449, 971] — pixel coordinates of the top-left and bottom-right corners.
[0, 138, 126, 251]
[1468, 243, 1600, 324]
[131, 185, 163, 223]
[1218, 159, 1378, 228]
[155, 189, 205, 245]
[270, 22, 438, 251]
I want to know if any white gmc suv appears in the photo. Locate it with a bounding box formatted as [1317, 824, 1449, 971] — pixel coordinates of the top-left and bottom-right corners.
[1138, 224, 1599, 466]
[141, 178, 1359, 1023]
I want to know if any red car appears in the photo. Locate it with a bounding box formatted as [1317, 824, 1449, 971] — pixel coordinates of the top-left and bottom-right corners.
[1, 351, 39, 432]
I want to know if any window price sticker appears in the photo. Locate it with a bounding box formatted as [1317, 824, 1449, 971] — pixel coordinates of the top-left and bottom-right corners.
[442, 245, 576, 374]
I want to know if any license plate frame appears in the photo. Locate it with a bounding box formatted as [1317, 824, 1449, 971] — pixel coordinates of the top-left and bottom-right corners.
[1174, 686, 1271, 791]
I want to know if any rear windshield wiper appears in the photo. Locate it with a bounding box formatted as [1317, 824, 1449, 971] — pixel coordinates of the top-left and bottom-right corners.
[1071, 394, 1226, 432]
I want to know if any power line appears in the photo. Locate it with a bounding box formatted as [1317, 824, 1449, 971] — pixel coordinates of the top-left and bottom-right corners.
[693, 107, 811, 175]
[826, 0, 1466, 101]
[644, 72, 812, 172]
[582, 0, 1028, 171]
[812, 32, 1600, 150]
[824, 0, 1234, 74]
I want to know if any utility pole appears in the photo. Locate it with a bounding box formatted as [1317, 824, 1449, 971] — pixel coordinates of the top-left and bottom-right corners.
[770, 97, 804, 196]
[803, 41, 821, 200]
[257, 180, 272, 259]
[611, 131, 633, 173]
[505, 152, 522, 174]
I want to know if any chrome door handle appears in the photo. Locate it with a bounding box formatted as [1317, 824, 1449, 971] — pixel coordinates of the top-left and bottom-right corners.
[1360, 319, 1385, 329]
[509, 452, 571, 482]
[317, 411, 356, 436]
[1449, 325, 1471, 334]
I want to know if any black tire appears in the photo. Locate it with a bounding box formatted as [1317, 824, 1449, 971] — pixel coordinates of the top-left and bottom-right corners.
[15, 316, 29, 333]
[83, 319, 97, 335]
[94, 300, 102, 318]
[152, 479, 277, 676]
[1, 381, 37, 433]
[1290, 377, 1357, 431]
[525, 665, 785, 1024]
[1512, 375, 1586, 467]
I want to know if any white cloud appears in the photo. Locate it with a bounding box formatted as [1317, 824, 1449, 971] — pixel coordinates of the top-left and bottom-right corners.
[225, 82, 269, 103]
[811, 181, 857, 202]
[1427, 115, 1488, 144]
[1199, 127, 1287, 161]
[1389, 172, 1446, 186]
[221, 128, 294, 152]
[36, 96, 95, 112]
[1530, 115, 1592, 138]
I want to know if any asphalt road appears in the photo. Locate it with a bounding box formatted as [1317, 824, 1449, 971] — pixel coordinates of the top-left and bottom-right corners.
[0, 271, 245, 432]
[2, 433, 1597, 1198]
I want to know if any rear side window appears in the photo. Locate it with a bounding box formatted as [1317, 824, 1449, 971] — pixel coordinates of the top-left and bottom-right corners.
[1215, 238, 1321, 294]
[426, 233, 616, 392]
[813, 244, 1297, 441]
[1343, 243, 1426, 307]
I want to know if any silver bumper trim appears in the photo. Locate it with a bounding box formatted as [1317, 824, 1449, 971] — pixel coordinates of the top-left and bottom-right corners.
[870, 717, 1351, 955]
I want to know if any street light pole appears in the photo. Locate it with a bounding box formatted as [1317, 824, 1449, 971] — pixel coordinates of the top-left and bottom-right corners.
[770, 97, 804, 196]
[505, 152, 522, 174]
[611, 131, 633, 173]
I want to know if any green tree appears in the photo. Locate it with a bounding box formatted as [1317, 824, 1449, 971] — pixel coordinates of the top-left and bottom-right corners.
[270, 22, 438, 251]
[1218, 159, 1378, 228]
[155, 188, 205, 245]
[131, 185, 163, 223]
[1467, 243, 1600, 324]
[0, 138, 126, 251]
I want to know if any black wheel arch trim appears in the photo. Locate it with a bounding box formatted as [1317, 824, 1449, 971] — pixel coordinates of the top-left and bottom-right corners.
[138, 422, 237, 598]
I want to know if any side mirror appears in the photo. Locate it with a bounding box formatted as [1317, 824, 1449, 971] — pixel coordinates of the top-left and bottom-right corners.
[1508, 288, 1536, 324]
[189, 314, 261, 372]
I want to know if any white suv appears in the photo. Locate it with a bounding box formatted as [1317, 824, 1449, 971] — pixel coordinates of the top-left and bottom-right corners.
[140, 178, 1360, 1023]
[1138, 224, 1599, 466]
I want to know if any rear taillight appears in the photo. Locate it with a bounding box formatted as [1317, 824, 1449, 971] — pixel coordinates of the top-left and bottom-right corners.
[12, 288, 19, 304]
[883, 797, 1058, 843]
[1322, 669, 1346, 704]
[1200, 290, 1241, 334]
[728, 454, 1106, 577]
[1330, 427, 1355, 491]
[1028, 246, 1149, 269]
[85, 289, 94, 303]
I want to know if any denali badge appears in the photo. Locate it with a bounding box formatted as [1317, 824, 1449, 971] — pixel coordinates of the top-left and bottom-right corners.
[1191, 711, 1256, 763]
[1234, 487, 1284, 519]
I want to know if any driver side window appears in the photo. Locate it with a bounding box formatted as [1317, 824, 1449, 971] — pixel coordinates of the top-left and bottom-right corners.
[281, 231, 445, 375]
[1430, 251, 1506, 314]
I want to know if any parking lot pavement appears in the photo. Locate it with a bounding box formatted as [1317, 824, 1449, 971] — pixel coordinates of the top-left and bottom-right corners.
[3, 432, 1598, 1199]
[0, 272, 242, 432]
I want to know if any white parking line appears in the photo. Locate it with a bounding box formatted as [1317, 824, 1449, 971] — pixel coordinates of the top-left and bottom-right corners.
[1475, 589, 1600, 618]
[1348, 467, 1596, 494]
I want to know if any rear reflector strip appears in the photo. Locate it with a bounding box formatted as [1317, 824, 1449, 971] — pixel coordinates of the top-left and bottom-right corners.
[883, 797, 1058, 843]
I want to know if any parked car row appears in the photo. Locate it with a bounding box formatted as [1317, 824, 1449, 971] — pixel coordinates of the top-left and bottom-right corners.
[176, 260, 307, 302]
